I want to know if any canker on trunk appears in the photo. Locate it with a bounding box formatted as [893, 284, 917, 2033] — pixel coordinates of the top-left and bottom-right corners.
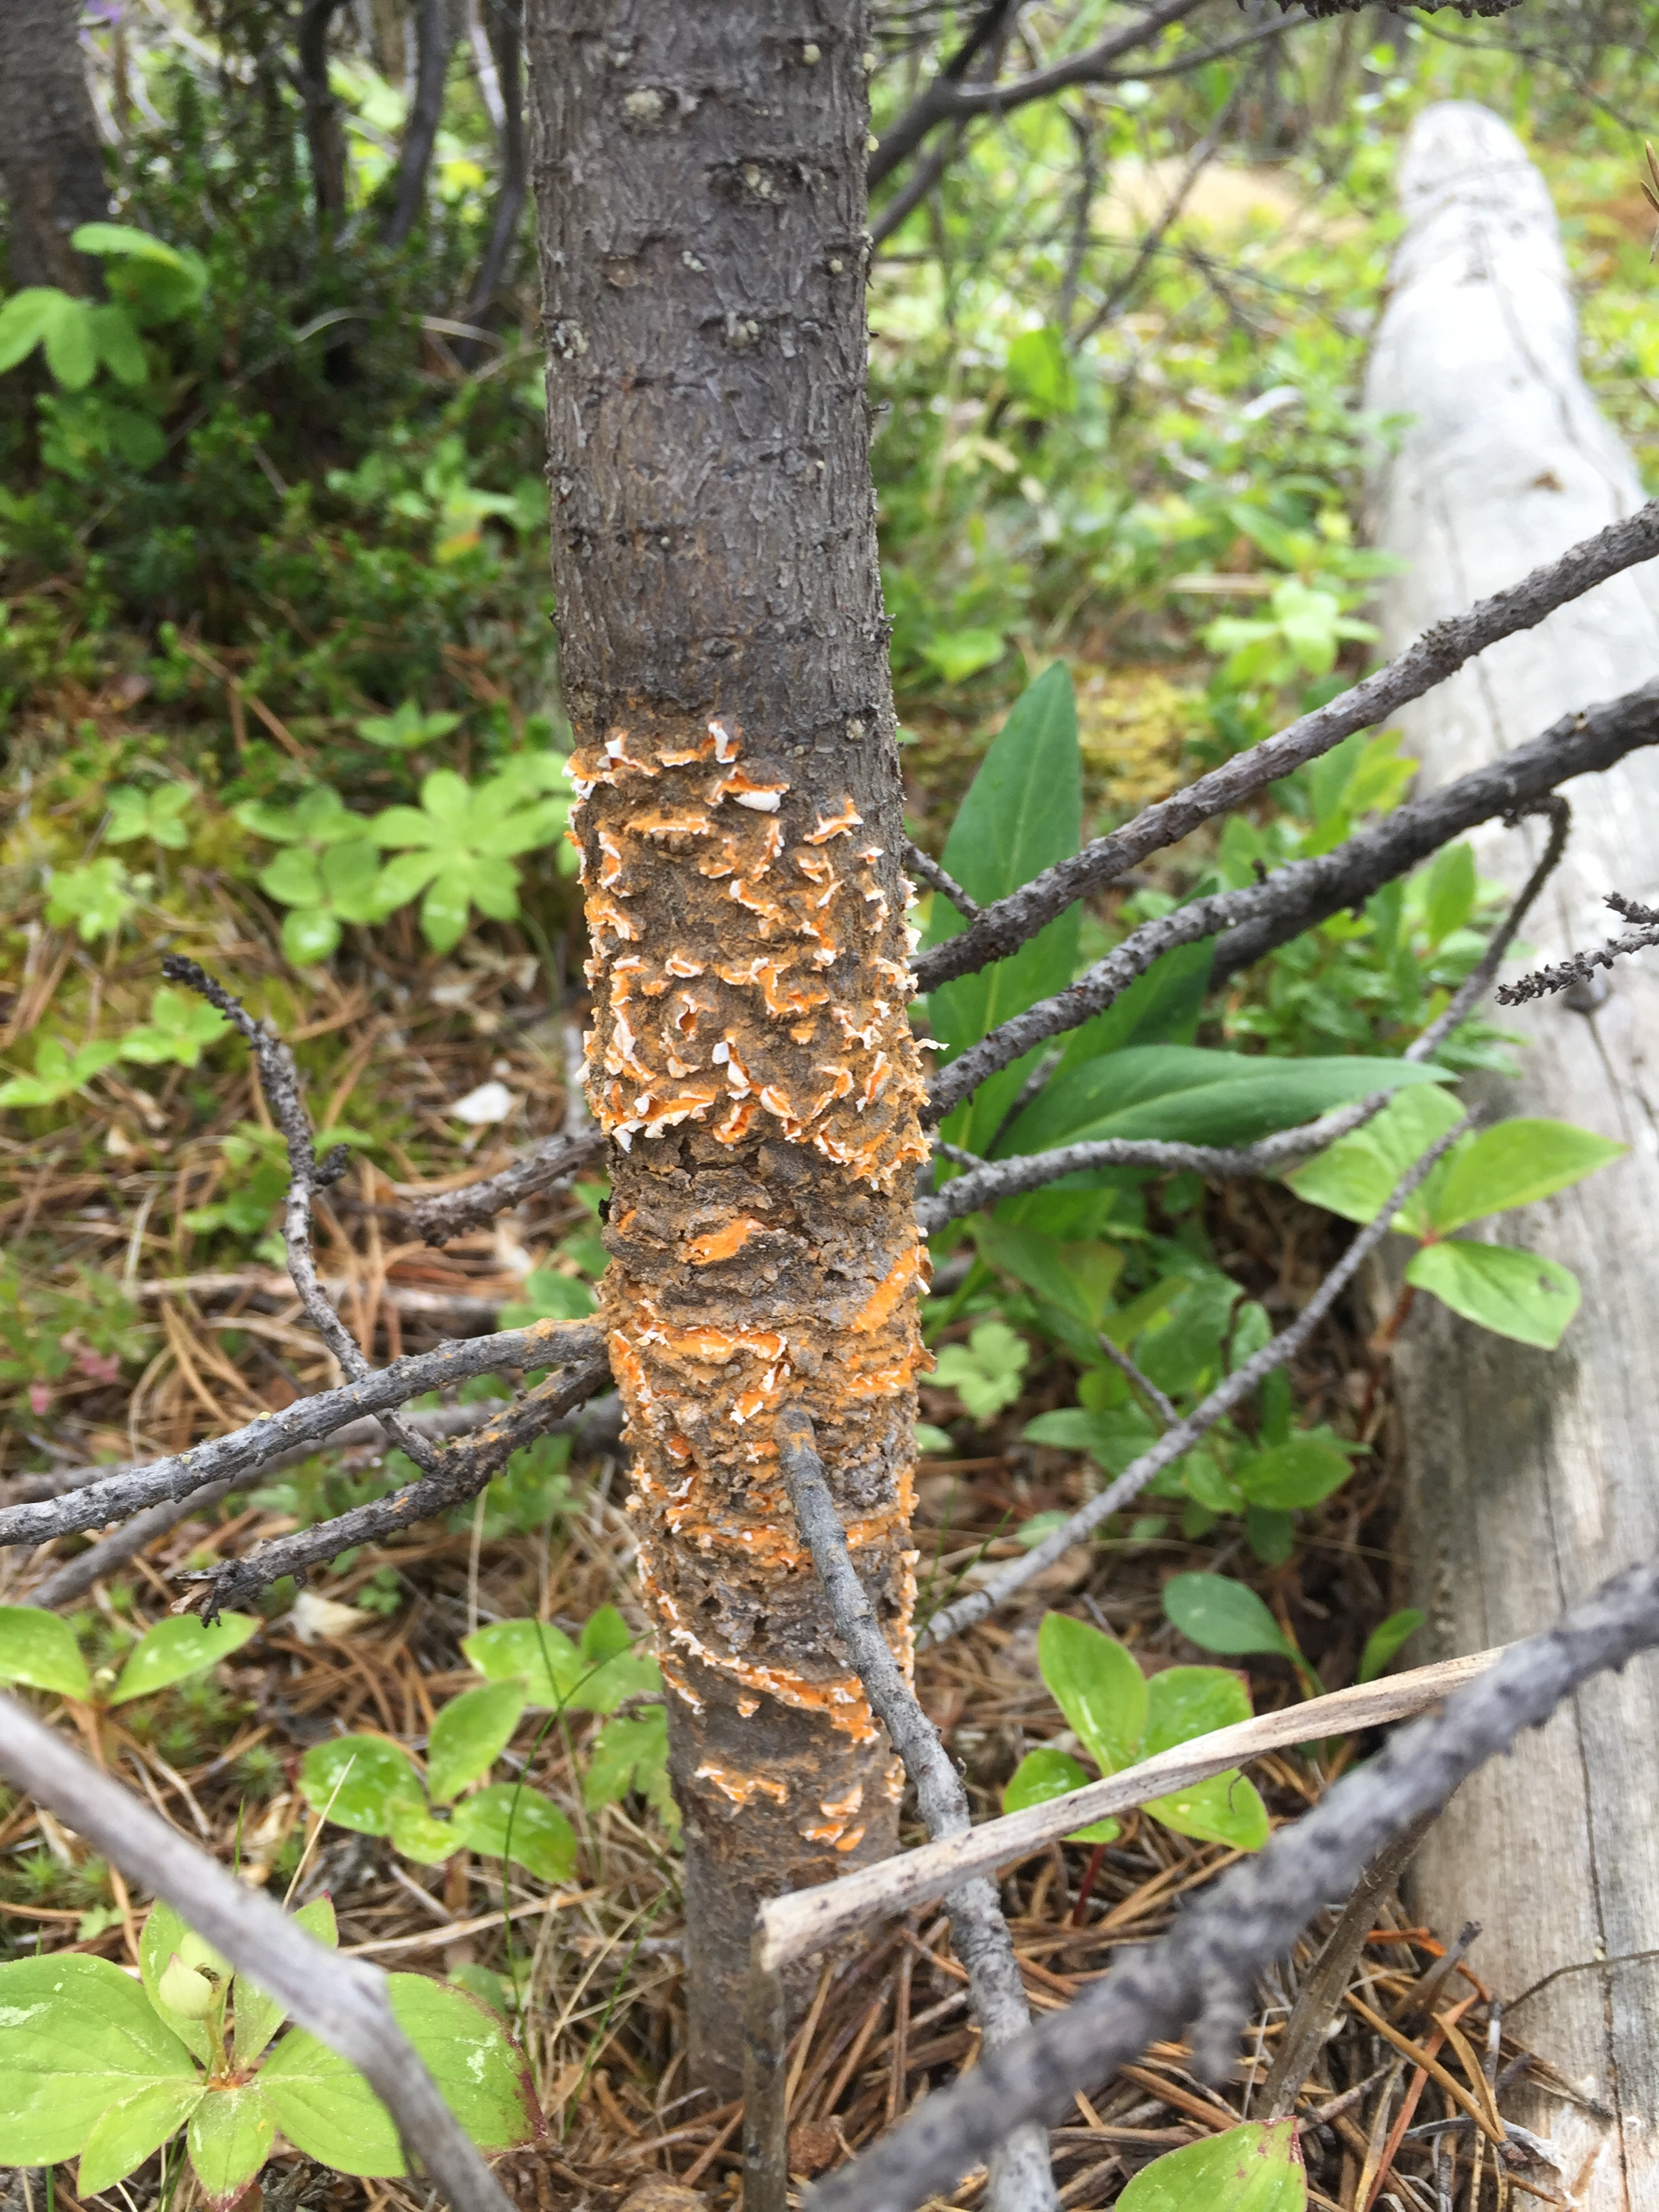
[527, 1, 930, 2088]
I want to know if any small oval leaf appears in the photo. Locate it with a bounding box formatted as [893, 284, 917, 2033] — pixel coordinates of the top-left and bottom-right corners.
[298, 1735, 423, 1835]
[0, 1605, 90, 1700]
[110, 1613, 259, 1705]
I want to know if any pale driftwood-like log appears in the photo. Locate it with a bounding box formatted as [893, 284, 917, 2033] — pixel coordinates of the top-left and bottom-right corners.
[1364, 101, 1659, 2202]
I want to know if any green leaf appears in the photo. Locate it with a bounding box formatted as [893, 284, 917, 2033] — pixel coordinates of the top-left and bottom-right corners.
[1002, 1746, 1119, 1845]
[0, 288, 63, 373]
[260, 1975, 537, 2176]
[1002, 1047, 1448, 1158]
[42, 295, 99, 389]
[282, 906, 344, 964]
[0, 1954, 199, 2164]
[1162, 1574, 1298, 1664]
[1233, 1433, 1355, 1511]
[233, 1896, 336, 2068]
[1139, 1667, 1267, 1851]
[1357, 1608, 1425, 1685]
[43, 857, 136, 941]
[921, 628, 1008, 684]
[931, 1320, 1029, 1420]
[462, 1618, 583, 1708]
[1116, 2118, 1305, 2212]
[453, 1784, 579, 1881]
[1037, 1613, 1146, 1775]
[1284, 1085, 1468, 1237]
[89, 302, 148, 386]
[387, 1798, 463, 1866]
[1424, 1120, 1624, 1235]
[427, 1680, 526, 1803]
[119, 986, 232, 1069]
[110, 1612, 259, 1704]
[298, 1734, 424, 1835]
[584, 1706, 678, 1831]
[79, 2081, 205, 2192]
[925, 663, 1082, 1153]
[1006, 326, 1076, 415]
[1404, 1239, 1581, 1349]
[186, 2086, 277, 2209]
[573, 1605, 660, 1713]
[140, 1901, 214, 2062]
[1023, 1404, 1157, 1477]
[0, 1604, 90, 1698]
[974, 1219, 1124, 1340]
[498, 1267, 598, 1328]
[1422, 842, 1476, 946]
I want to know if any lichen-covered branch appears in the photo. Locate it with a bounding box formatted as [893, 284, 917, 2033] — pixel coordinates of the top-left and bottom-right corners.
[806, 1551, 1659, 2212]
[407, 1127, 607, 1245]
[187, 1349, 611, 1616]
[926, 679, 1659, 1118]
[776, 1406, 1056, 2212]
[919, 791, 1571, 1229]
[0, 1694, 515, 2212]
[913, 525, 1659, 999]
[922, 1122, 1465, 1644]
[0, 1319, 604, 1550]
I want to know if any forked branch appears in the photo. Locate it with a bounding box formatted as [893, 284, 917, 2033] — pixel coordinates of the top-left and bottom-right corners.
[1496, 890, 1659, 1004]
[913, 506, 1659, 998]
[807, 1549, 1659, 2212]
[408, 1126, 607, 1244]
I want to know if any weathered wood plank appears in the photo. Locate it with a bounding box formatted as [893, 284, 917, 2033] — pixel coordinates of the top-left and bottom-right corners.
[1364, 101, 1659, 2207]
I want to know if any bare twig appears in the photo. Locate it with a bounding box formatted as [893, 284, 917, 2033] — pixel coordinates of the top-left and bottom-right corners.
[758, 1648, 1502, 1970]
[904, 838, 983, 921]
[0, 1694, 516, 2212]
[162, 956, 441, 1479]
[921, 1121, 1467, 1643]
[926, 680, 1659, 1119]
[1094, 1334, 1178, 1428]
[773, 1406, 1056, 2212]
[0, 1320, 605, 1549]
[918, 790, 1572, 1230]
[409, 1126, 607, 1244]
[186, 1350, 612, 1616]
[913, 515, 1659, 998]
[805, 1550, 1659, 2212]
[1496, 889, 1659, 1004]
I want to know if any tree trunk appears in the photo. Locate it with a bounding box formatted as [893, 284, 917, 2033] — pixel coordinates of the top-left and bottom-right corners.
[525, 2, 930, 2092]
[0, 0, 109, 293]
[1364, 102, 1659, 2208]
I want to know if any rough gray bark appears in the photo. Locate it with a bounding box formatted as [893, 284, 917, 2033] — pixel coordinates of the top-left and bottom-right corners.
[526, 1, 929, 2091]
[1364, 101, 1659, 2209]
[0, 0, 108, 291]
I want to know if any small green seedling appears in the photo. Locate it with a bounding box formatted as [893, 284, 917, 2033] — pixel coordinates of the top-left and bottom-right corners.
[1286, 1087, 1624, 1349]
[298, 1606, 675, 1875]
[1003, 1612, 1269, 1853]
[0, 1605, 258, 1707]
[1118, 2116, 1305, 2211]
[117, 985, 232, 1069]
[356, 701, 463, 752]
[932, 1319, 1029, 1420]
[0, 1035, 124, 1109]
[0, 1896, 537, 2199]
[106, 782, 193, 851]
[43, 857, 137, 942]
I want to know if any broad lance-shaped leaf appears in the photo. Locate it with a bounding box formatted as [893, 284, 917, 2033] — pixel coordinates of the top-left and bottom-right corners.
[0, 1954, 199, 2165]
[1002, 1044, 1450, 1158]
[1037, 1612, 1146, 1775]
[453, 1784, 579, 1882]
[924, 663, 1082, 1155]
[426, 1679, 527, 1803]
[1054, 938, 1214, 1071]
[0, 1603, 90, 1698]
[111, 1612, 259, 1704]
[462, 1616, 652, 1711]
[1357, 1608, 1425, 1686]
[259, 1975, 538, 2177]
[1233, 1433, 1356, 1511]
[1139, 1667, 1267, 1851]
[298, 1734, 424, 1835]
[1284, 1084, 1467, 1237]
[187, 2086, 278, 2210]
[233, 1895, 338, 2069]
[1405, 1240, 1581, 1350]
[1162, 1573, 1300, 1664]
[1118, 2119, 1305, 2211]
[1422, 1118, 1624, 1235]
[1002, 1745, 1120, 1845]
[78, 2081, 205, 2193]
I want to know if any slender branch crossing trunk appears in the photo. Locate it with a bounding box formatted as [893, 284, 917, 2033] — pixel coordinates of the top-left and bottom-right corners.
[526, 1, 930, 2090]
[0, 0, 109, 291]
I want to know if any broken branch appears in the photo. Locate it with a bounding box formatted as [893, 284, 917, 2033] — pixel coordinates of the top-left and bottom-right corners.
[407, 1126, 607, 1245]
